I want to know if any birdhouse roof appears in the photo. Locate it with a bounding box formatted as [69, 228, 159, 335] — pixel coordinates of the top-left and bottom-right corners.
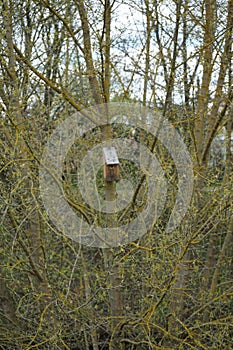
[103, 147, 119, 165]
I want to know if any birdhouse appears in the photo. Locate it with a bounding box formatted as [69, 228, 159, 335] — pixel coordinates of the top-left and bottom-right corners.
[103, 147, 120, 182]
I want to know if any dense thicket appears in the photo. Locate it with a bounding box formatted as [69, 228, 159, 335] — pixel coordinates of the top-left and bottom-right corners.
[0, 0, 232, 349]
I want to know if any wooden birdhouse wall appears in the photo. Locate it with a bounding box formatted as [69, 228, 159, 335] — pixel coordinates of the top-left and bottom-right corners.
[104, 163, 119, 182]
